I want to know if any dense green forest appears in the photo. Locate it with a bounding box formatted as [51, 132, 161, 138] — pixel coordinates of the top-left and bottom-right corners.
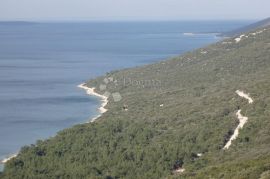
[1, 26, 270, 179]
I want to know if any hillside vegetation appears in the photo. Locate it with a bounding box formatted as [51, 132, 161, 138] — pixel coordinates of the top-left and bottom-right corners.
[221, 17, 270, 37]
[1, 26, 270, 179]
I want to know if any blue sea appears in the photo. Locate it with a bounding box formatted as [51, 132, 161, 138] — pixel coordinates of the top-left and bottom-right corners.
[0, 21, 251, 170]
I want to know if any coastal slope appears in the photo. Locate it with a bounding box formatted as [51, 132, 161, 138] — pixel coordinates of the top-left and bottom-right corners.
[1, 26, 270, 179]
[221, 17, 270, 37]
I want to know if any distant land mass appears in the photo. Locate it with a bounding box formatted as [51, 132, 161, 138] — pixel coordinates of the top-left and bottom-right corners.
[221, 17, 270, 37]
[0, 21, 38, 25]
[1, 19, 270, 179]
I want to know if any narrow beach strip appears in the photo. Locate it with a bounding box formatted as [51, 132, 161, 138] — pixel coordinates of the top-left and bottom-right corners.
[78, 83, 108, 122]
[1, 154, 18, 164]
[1, 83, 108, 166]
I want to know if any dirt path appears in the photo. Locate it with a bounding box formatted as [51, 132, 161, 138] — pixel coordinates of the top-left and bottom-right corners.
[223, 90, 253, 150]
[236, 90, 254, 104]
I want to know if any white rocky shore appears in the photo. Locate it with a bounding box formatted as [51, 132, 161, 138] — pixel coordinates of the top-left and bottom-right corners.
[78, 83, 109, 122]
